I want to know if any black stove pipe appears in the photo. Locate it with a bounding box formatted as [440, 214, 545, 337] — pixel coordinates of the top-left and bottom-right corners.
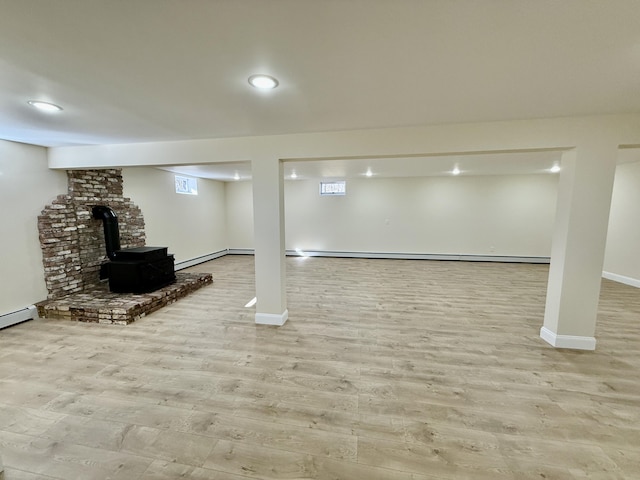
[92, 205, 121, 260]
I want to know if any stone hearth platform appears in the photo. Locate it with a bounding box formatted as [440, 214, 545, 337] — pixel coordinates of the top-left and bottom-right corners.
[36, 272, 213, 325]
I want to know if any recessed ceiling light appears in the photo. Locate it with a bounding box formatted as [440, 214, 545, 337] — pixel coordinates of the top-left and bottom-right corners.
[248, 74, 279, 89]
[365, 169, 373, 177]
[452, 166, 461, 175]
[550, 164, 561, 173]
[27, 100, 63, 112]
[290, 171, 298, 179]
[234, 172, 240, 181]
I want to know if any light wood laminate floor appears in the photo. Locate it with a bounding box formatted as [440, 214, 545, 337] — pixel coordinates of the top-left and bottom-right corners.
[1, 255, 639, 479]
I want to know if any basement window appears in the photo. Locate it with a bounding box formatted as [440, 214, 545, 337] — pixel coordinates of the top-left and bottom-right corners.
[175, 175, 198, 195]
[320, 180, 346, 196]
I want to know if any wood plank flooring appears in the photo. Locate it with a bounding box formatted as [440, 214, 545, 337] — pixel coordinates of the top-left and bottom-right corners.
[1, 255, 639, 479]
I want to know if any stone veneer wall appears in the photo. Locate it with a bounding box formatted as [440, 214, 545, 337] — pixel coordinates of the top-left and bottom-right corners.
[38, 169, 145, 299]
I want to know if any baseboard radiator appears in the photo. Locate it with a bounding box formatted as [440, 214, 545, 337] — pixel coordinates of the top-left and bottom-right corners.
[0, 305, 38, 330]
[174, 249, 229, 270]
[227, 248, 551, 263]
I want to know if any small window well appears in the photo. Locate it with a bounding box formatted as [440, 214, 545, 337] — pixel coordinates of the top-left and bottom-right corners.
[320, 180, 346, 196]
[175, 175, 198, 195]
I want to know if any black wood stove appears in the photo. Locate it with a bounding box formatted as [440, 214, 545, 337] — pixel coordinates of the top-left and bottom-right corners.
[92, 205, 176, 294]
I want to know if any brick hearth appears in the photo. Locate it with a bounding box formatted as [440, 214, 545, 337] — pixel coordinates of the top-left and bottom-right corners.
[36, 169, 214, 325]
[36, 272, 212, 325]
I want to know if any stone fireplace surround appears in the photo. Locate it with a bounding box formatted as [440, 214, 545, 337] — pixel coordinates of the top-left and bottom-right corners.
[36, 169, 212, 324]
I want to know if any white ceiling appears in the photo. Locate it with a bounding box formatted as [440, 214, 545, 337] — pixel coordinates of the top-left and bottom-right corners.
[1, 1, 640, 179]
[157, 148, 640, 182]
[158, 151, 567, 181]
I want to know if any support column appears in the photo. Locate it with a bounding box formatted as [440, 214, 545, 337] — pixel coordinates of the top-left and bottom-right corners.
[251, 155, 288, 326]
[541, 142, 618, 350]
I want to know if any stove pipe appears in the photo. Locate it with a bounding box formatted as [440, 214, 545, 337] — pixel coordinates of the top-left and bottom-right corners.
[92, 205, 121, 260]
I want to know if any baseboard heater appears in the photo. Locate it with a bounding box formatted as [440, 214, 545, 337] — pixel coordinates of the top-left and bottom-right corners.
[174, 249, 229, 271]
[0, 306, 38, 330]
[284, 250, 550, 263]
[602, 271, 640, 289]
[227, 248, 550, 263]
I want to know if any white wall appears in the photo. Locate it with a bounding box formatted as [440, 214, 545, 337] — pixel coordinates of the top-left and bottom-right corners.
[0, 140, 67, 315]
[122, 168, 227, 264]
[225, 180, 253, 250]
[225, 174, 559, 257]
[603, 161, 640, 284]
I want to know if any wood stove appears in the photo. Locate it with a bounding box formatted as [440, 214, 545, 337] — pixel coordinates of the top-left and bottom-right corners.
[92, 205, 176, 293]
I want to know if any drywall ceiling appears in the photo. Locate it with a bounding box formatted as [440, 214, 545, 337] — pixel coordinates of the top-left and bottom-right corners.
[158, 151, 564, 181]
[157, 148, 640, 182]
[1, 0, 640, 148]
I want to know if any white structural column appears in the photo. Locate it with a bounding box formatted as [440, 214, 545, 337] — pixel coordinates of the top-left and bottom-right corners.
[541, 142, 618, 350]
[251, 155, 288, 325]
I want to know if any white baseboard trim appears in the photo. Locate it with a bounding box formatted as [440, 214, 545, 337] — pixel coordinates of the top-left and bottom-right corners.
[255, 309, 288, 326]
[285, 249, 550, 264]
[175, 249, 229, 270]
[540, 326, 596, 350]
[0, 305, 38, 330]
[602, 271, 640, 288]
